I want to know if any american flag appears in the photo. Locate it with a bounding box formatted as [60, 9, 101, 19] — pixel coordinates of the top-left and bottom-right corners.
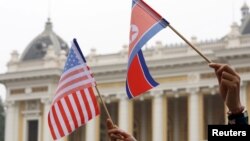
[48, 39, 100, 140]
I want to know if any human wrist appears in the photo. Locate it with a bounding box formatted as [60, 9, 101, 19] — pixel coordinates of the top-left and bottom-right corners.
[227, 109, 248, 125]
[229, 105, 244, 115]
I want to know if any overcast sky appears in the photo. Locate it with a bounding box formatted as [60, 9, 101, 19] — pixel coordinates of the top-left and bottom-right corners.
[0, 0, 248, 100]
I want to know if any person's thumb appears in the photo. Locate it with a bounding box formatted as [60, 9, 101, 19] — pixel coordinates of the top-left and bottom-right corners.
[106, 118, 113, 129]
[208, 63, 220, 69]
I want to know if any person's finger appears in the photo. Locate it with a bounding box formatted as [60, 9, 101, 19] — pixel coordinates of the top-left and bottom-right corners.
[222, 71, 235, 81]
[221, 78, 237, 89]
[216, 64, 237, 76]
[108, 128, 130, 138]
[107, 118, 114, 129]
[110, 133, 124, 140]
[109, 133, 124, 141]
[214, 64, 230, 85]
[209, 63, 222, 70]
[209, 63, 223, 83]
[222, 72, 240, 86]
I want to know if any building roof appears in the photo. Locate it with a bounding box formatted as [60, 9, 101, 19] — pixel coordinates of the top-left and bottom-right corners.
[241, 16, 250, 34]
[240, 3, 250, 34]
[20, 18, 69, 61]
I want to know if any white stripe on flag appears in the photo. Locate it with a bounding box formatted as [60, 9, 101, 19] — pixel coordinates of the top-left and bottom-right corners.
[68, 94, 81, 127]
[84, 88, 96, 118]
[59, 64, 86, 80]
[54, 79, 95, 102]
[57, 71, 91, 91]
[76, 91, 89, 123]
[61, 98, 75, 131]
[49, 110, 61, 139]
[54, 103, 68, 135]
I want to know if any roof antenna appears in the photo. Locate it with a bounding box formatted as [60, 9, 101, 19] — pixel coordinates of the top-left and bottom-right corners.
[47, 0, 52, 22]
[45, 0, 52, 31]
[232, 0, 235, 23]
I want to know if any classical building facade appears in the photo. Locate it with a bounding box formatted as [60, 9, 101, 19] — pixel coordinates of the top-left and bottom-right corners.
[1, 3, 250, 141]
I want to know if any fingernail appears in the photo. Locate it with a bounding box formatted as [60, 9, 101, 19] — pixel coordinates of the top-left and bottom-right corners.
[209, 63, 214, 65]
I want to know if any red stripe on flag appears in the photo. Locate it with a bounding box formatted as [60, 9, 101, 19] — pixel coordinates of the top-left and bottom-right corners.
[136, 0, 163, 21]
[56, 76, 89, 94]
[48, 113, 57, 140]
[80, 89, 92, 119]
[88, 87, 100, 115]
[57, 100, 72, 133]
[53, 84, 93, 104]
[59, 68, 84, 83]
[64, 96, 79, 129]
[72, 92, 85, 124]
[129, 4, 156, 54]
[127, 55, 152, 96]
[51, 106, 65, 137]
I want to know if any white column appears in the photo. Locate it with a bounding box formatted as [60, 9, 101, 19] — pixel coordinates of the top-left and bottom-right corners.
[188, 88, 200, 141]
[4, 101, 16, 141]
[240, 82, 247, 107]
[152, 91, 166, 141]
[118, 95, 133, 133]
[85, 119, 96, 141]
[57, 137, 67, 141]
[41, 98, 52, 141]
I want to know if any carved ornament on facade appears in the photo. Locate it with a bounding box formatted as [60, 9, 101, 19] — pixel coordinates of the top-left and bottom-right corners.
[186, 87, 199, 95]
[200, 72, 216, 79]
[188, 73, 200, 83]
[41, 98, 51, 105]
[150, 90, 164, 97]
[22, 100, 41, 117]
[4, 100, 15, 108]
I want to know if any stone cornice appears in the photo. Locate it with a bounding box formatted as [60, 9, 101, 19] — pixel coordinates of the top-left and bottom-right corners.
[0, 68, 61, 83]
[91, 52, 216, 75]
[215, 46, 250, 57]
[6, 93, 50, 102]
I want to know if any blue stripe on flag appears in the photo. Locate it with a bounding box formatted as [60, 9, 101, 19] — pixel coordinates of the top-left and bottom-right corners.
[73, 38, 87, 63]
[132, 0, 138, 7]
[137, 50, 158, 87]
[126, 50, 159, 99]
[128, 19, 168, 67]
[126, 80, 133, 99]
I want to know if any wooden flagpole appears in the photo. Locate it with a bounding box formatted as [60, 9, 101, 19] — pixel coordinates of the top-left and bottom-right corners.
[95, 86, 115, 126]
[168, 24, 212, 63]
[95, 87, 125, 139]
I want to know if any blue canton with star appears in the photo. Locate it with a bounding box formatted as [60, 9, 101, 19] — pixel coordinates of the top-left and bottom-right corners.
[63, 48, 81, 72]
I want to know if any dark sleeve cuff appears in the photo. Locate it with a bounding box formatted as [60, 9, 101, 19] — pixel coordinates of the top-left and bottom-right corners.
[228, 110, 248, 125]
